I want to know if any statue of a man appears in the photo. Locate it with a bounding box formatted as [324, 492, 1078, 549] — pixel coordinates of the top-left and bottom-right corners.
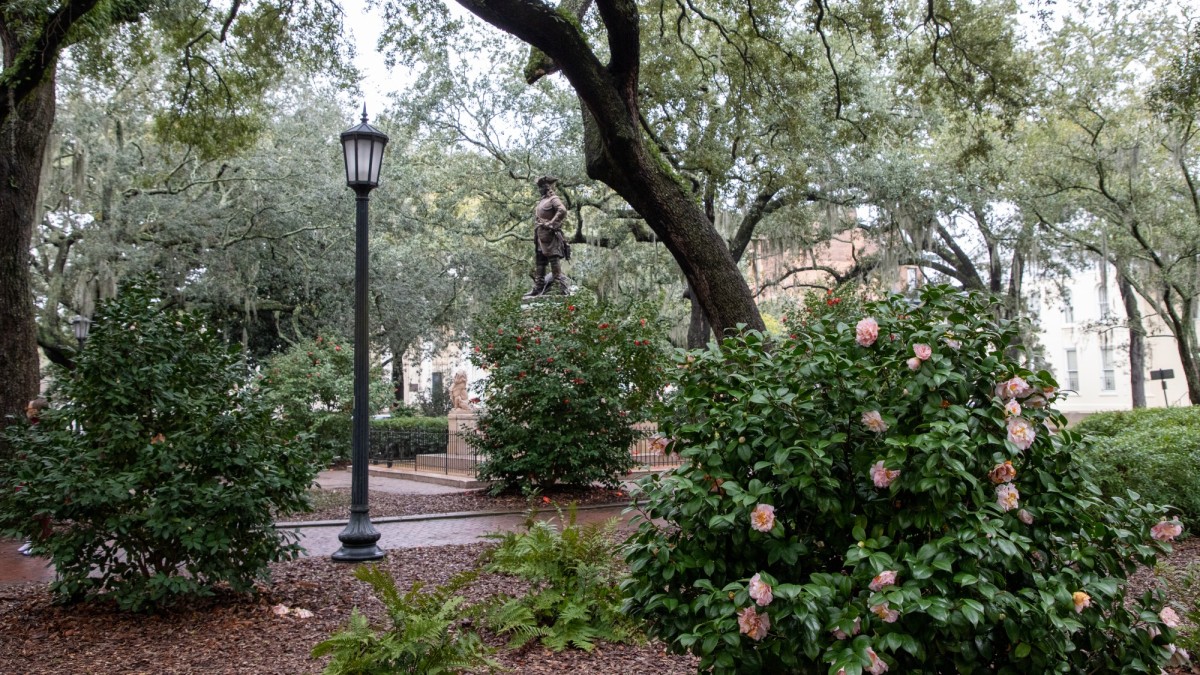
[523, 175, 570, 298]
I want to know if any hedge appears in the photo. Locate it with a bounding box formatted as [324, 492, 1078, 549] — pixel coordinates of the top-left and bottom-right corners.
[1073, 406, 1200, 525]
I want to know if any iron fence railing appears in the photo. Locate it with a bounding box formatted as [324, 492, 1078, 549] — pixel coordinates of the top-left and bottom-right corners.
[369, 427, 446, 466]
[367, 424, 682, 478]
[628, 422, 683, 470]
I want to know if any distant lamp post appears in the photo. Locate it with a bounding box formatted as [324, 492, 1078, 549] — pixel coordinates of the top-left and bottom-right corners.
[69, 315, 91, 350]
[332, 105, 389, 562]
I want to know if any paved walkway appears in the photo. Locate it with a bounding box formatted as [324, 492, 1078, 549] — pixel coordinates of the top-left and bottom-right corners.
[313, 469, 471, 495]
[0, 471, 635, 586]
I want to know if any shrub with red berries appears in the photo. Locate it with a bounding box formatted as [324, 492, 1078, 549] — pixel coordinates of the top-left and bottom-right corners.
[466, 292, 668, 493]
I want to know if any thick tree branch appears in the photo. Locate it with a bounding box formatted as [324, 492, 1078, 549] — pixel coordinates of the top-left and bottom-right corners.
[0, 0, 105, 127]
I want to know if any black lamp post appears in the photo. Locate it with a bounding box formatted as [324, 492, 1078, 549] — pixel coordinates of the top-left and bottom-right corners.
[69, 314, 91, 350]
[332, 105, 389, 562]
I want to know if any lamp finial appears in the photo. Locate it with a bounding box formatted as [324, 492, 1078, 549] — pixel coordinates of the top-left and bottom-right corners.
[361, 103, 368, 124]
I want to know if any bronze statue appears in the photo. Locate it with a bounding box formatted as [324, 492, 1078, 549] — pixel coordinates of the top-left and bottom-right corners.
[523, 175, 570, 298]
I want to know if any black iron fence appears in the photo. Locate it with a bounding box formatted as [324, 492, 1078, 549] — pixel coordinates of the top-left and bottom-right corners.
[366, 424, 682, 478]
[369, 427, 445, 465]
[628, 422, 683, 471]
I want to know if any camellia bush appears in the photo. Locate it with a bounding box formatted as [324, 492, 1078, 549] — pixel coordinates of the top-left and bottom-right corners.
[466, 292, 667, 493]
[623, 285, 1186, 673]
[0, 282, 319, 610]
[261, 336, 390, 464]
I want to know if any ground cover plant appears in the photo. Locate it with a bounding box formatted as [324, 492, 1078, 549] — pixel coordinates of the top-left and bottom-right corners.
[1073, 407, 1200, 525]
[483, 507, 642, 651]
[0, 281, 319, 611]
[624, 285, 1187, 673]
[312, 510, 639, 672]
[466, 292, 668, 493]
[312, 566, 498, 674]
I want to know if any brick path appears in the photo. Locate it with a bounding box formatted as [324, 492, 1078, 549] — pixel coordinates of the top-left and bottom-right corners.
[0, 471, 634, 586]
[290, 504, 631, 555]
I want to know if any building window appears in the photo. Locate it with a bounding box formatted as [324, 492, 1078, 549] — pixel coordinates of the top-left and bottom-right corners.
[906, 267, 919, 291]
[1065, 349, 1080, 391]
[1100, 346, 1116, 391]
[1062, 301, 1074, 324]
[1098, 282, 1110, 318]
[431, 371, 444, 394]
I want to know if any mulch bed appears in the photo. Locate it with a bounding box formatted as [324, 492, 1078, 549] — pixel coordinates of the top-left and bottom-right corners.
[0, 543, 698, 675]
[2, 538, 1198, 674]
[280, 486, 634, 522]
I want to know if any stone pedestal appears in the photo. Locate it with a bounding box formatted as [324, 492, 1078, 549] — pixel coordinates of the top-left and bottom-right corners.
[447, 408, 478, 456]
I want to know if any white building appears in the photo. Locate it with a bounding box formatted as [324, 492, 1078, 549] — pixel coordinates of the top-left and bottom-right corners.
[390, 341, 489, 409]
[1033, 260, 1193, 414]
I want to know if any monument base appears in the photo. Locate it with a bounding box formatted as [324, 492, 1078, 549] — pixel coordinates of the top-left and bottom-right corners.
[448, 408, 478, 456]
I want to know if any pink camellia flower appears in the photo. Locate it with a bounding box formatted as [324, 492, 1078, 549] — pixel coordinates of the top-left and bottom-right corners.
[913, 343, 932, 361]
[1025, 394, 1047, 409]
[748, 573, 773, 606]
[737, 605, 770, 641]
[944, 338, 962, 351]
[1004, 400, 1021, 417]
[1017, 509, 1034, 525]
[870, 460, 901, 488]
[750, 504, 776, 533]
[1151, 519, 1184, 542]
[1073, 591, 1091, 613]
[870, 570, 898, 592]
[997, 376, 1033, 400]
[996, 484, 1020, 511]
[906, 357, 922, 371]
[831, 617, 861, 640]
[862, 410, 888, 433]
[856, 318, 880, 347]
[1006, 416, 1037, 450]
[988, 460, 1017, 484]
[866, 647, 890, 675]
[871, 602, 899, 623]
[1161, 606, 1182, 628]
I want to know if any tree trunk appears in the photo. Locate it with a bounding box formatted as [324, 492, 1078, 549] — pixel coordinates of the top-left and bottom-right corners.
[1117, 274, 1146, 408]
[1162, 294, 1200, 406]
[684, 283, 711, 348]
[391, 344, 406, 406]
[456, 0, 765, 338]
[0, 78, 56, 435]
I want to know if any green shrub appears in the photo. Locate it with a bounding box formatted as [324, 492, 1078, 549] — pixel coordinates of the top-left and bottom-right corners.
[0, 281, 318, 611]
[483, 507, 641, 651]
[373, 416, 448, 431]
[416, 382, 453, 417]
[623, 285, 1182, 673]
[1074, 407, 1200, 525]
[261, 337, 390, 464]
[312, 565, 497, 674]
[465, 292, 668, 493]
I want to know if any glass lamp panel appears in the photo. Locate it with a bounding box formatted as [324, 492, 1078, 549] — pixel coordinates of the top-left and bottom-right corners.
[342, 140, 355, 184]
[355, 137, 374, 184]
[369, 137, 386, 184]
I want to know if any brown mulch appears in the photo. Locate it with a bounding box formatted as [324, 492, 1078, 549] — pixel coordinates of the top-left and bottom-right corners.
[281, 486, 634, 522]
[0, 543, 698, 675]
[3, 537, 1198, 674]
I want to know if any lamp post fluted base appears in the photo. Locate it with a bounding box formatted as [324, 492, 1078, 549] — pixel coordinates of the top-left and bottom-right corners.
[332, 508, 385, 562]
